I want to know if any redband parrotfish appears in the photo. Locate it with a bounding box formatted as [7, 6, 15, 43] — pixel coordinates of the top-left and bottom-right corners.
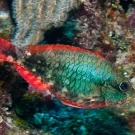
[0, 38, 134, 108]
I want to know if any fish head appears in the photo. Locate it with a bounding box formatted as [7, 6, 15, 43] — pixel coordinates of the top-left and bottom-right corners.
[101, 72, 135, 107]
[56, 75, 135, 109]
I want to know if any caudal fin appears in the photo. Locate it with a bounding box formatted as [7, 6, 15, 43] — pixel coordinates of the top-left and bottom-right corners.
[0, 38, 18, 59]
[13, 62, 50, 90]
[0, 38, 49, 91]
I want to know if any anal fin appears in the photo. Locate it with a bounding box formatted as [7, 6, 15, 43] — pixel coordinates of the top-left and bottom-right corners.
[61, 100, 83, 108]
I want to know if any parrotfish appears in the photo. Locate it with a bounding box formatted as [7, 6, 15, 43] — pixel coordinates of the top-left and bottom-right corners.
[0, 38, 134, 108]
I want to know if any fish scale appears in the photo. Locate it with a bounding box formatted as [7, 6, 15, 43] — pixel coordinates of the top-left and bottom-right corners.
[21, 48, 128, 108]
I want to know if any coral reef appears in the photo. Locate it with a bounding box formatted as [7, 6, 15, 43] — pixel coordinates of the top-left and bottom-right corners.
[0, 61, 29, 134]
[109, 102, 135, 135]
[15, 92, 48, 117]
[0, 116, 7, 135]
[115, 5, 135, 88]
[12, 0, 79, 47]
[0, 0, 13, 40]
[0, 0, 135, 134]
[73, 0, 132, 61]
[127, 8, 135, 28]
[0, 62, 14, 110]
[13, 95, 131, 135]
[0, 63, 15, 134]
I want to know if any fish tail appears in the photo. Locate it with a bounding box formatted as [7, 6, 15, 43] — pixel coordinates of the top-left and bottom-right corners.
[0, 53, 49, 90]
[0, 38, 49, 90]
[13, 62, 50, 90]
[0, 38, 18, 59]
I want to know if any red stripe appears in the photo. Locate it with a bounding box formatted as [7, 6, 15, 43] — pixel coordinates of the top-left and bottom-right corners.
[0, 38, 15, 52]
[13, 62, 50, 90]
[61, 99, 110, 108]
[0, 38, 16, 58]
[0, 38, 13, 48]
[0, 54, 9, 61]
[27, 44, 105, 60]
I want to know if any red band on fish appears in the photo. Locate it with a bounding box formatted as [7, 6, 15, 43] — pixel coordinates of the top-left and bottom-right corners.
[0, 54, 14, 63]
[0, 54, 9, 61]
[27, 44, 105, 60]
[13, 62, 50, 90]
[0, 38, 15, 54]
[61, 99, 110, 109]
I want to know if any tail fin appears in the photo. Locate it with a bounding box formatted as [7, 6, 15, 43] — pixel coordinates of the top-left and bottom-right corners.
[0, 38, 17, 59]
[0, 38, 49, 90]
[13, 62, 50, 90]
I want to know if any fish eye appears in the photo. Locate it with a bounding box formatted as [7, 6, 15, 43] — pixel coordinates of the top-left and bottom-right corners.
[119, 81, 130, 92]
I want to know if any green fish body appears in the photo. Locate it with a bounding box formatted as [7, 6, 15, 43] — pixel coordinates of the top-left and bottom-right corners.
[20, 45, 134, 108]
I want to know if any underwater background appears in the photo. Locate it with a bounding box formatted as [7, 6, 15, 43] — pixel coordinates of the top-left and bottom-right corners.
[1, 0, 135, 134]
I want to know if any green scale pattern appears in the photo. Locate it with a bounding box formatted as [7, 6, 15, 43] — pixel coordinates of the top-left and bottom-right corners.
[22, 49, 129, 108]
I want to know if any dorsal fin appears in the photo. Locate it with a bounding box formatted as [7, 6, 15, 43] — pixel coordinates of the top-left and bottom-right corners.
[26, 44, 105, 60]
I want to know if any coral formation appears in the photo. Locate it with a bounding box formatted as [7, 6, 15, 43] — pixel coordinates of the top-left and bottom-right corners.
[15, 92, 48, 117]
[0, 116, 7, 135]
[115, 5, 135, 89]
[0, 62, 14, 111]
[0, 62, 16, 134]
[73, 0, 132, 61]
[12, 0, 79, 47]
[127, 8, 135, 28]
[0, 0, 13, 40]
[13, 97, 131, 135]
